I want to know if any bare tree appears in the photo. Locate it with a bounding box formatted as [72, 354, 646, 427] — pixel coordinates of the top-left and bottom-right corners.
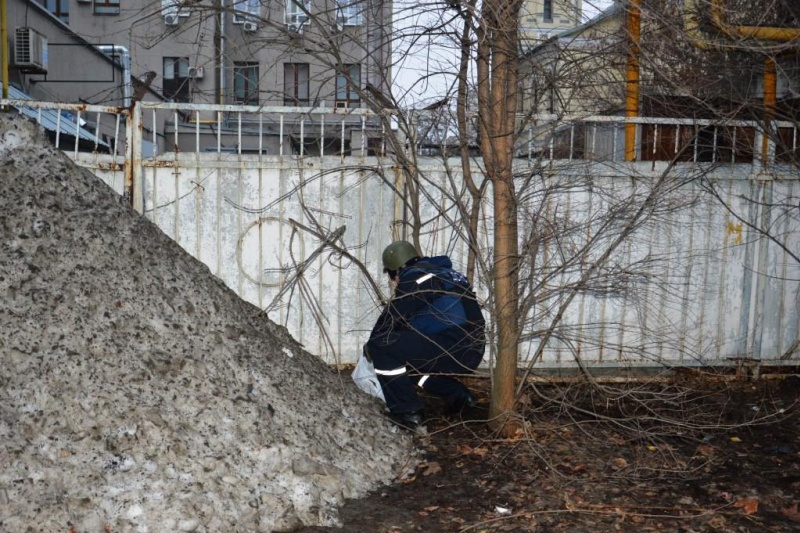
[470, 0, 525, 434]
[502, 0, 800, 449]
[207, 0, 799, 441]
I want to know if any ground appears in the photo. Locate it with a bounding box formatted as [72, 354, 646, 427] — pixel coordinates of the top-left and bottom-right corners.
[293, 371, 800, 533]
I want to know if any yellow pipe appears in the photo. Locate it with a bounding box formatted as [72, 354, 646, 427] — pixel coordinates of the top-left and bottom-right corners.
[683, 0, 797, 170]
[710, 0, 800, 42]
[625, 0, 641, 162]
[705, 0, 795, 168]
[762, 56, 776, 163]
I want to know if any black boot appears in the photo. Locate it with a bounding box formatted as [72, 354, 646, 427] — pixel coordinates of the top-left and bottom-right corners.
[390, 410, 425, 429]
[445, 391, 478, 415]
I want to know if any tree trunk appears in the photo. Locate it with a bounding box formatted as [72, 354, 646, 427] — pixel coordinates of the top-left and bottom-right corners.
[489, 174, 520, 434]
[477, 0, 523, 436]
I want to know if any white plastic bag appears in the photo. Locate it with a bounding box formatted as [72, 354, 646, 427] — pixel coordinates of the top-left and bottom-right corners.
[352, 352, 386, 403]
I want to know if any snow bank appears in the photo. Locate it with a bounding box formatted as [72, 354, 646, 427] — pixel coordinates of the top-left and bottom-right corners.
[0, 113, 415, 532]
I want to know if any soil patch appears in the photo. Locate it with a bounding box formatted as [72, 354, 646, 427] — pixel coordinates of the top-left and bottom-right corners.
[294, 374, 800, 532]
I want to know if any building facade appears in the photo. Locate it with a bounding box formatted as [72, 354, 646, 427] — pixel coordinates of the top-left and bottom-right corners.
[519, 0, 583, 48]
[5, 0, 162, 152]
[58, 0, 390, 107]
[13, 0, 392, 154]
[519, 3, 624, 117]
[518, 1, 800, 162]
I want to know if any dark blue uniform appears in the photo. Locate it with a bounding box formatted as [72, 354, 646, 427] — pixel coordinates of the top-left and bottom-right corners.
[366, 256, 485, 415]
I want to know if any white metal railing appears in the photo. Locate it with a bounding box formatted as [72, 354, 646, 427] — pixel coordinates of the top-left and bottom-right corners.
[5, 99, 798, 169]
[137, 102, 393, 158]
[1, 99, 127, 156]
[518, 114, 800, 166]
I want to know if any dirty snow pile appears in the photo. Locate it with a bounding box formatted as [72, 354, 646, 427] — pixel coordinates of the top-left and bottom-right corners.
[0, 113, 415, 532]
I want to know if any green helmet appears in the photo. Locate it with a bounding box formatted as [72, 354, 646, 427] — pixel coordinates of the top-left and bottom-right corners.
[382, 240, 419, 272]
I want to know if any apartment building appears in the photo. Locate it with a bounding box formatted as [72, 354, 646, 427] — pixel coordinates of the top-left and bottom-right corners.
[5, 0, 163, 152]
[17, 0, 392, 154]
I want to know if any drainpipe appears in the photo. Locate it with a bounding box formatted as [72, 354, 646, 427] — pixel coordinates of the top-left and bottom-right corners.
[686, 0, 800, 47]
[219, 0, 225, 107]
[625, 0, 640, 161]
[683, 0, 716, 49]
[706, 0, 788, 167]
[1, 0, 8, 99]
[98, 45, 132, 109]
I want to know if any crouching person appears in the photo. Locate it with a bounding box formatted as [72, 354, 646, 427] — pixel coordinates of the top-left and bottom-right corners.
[366, 240, 486, 428]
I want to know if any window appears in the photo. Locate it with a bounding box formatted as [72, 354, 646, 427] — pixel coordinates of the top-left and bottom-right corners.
[335, 0, 362, 26]
[286, 0, 310, 25]
[336, 64, 360, 108]
[232, 0, 260, 23]
[284, 63, 310, 106]
[234, 63, 259, 105]
[44, 0, 69, 23]
[163, 57, 191, 102]
[94, 0, 120, 15]
[542, 0, 552, 23]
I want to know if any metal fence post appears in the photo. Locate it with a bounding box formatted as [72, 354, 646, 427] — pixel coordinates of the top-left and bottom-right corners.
[124, 101, 144, 213]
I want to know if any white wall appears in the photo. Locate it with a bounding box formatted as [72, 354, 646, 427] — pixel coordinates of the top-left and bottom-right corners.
[124, 154, 800, 368]
[56, 102, 799, 370]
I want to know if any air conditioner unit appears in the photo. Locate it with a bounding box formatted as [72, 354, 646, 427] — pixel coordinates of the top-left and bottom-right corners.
[188, 66, 204, 79]
[243, 21, 259, 32]
[335, 101, 348, 109]
[76, 0, 91, 3]
[163, 13, 180, 26]
[287, 23, 304, 34]
[14, 27, 48, 74]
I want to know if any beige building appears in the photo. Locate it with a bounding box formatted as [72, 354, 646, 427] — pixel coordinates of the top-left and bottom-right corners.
[519, 0, 583, 48]
[519, 3, 624, 117]
[518, 0, 800, 161]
